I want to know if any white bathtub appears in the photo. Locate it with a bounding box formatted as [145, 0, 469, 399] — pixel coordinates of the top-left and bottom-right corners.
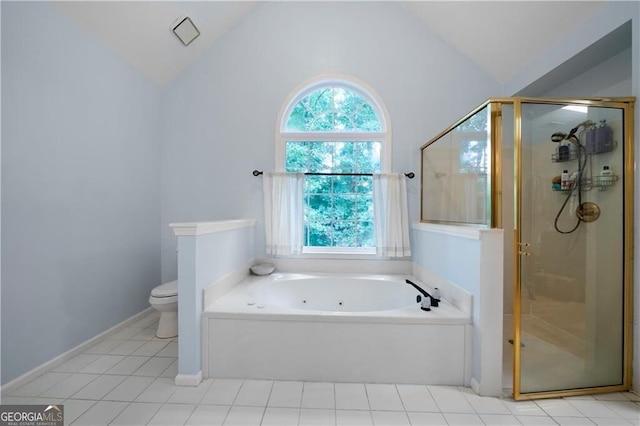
[203, 273, 472, 384]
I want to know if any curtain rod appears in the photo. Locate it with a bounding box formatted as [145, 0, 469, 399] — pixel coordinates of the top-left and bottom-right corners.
[252, 170, 415, 179]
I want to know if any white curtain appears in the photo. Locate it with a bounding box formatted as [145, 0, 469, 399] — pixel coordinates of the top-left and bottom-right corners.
[373, 173, 411, 257]
[263, 172, 304, 256]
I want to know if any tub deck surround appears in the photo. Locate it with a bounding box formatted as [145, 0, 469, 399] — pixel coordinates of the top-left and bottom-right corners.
[203, 273, 472, 385]
[170, 219, 257, 387]
[410, 262, 473, 318]
[204, 273, 470, 324]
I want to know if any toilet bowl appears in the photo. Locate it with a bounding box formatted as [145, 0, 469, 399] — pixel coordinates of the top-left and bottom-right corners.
[149, 280, 178, 338]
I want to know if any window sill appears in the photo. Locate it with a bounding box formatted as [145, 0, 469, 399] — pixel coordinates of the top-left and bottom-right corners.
[278, 247, 384, 260]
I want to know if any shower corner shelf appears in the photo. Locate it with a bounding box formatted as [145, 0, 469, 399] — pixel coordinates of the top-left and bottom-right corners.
[551, 152, 578, 163]
[552, 175, 619, 192]
[551, 141, 617, 163]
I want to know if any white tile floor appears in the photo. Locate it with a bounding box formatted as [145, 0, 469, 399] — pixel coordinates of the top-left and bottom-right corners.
[2, 311, 639, 426]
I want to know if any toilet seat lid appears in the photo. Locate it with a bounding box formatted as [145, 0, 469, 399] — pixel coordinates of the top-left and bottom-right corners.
[152, 280, 178, 297]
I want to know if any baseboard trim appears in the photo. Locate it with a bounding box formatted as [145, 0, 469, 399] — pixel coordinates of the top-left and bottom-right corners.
[175, 371, 202, 387]
[1, 307, 154, 394]
[470, 377, 481, 395]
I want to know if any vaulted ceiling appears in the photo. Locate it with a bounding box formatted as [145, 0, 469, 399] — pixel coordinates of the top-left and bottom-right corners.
[403, 1, 608, 83]
[53, 1, 609, 87]
[53, 1, 258, 86]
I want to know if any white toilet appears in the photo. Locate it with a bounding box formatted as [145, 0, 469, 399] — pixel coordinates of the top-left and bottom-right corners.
[149, 280, 178, 338]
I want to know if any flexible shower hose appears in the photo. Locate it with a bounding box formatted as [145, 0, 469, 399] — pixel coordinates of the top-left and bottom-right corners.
[554, 141, 587, 234]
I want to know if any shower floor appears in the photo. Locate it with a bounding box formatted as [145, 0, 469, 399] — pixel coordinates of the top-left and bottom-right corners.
[503, 324, 585, 393]
[521, 294, 586, 352]
[504, 293, 587, 390]
[503, 306, 621, 394]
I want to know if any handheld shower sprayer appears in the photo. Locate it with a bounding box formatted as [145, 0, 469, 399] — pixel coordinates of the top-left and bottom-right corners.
[552, 119, 594, 234]
[566, 120, 594, 141]
[551, 121, 593, 144]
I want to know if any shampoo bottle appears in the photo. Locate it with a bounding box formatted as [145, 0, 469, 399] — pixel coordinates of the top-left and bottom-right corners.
[561, 170, 570, 190]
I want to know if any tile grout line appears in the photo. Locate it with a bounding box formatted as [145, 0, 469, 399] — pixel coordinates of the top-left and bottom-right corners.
[258, 380, 274, 425]
[3, 311, 640, 425]
[229, 378, 244, 407]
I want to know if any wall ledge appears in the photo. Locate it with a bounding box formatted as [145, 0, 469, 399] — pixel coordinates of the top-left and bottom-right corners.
[412, 222, 484, 240]
[170, 219, 256, 236]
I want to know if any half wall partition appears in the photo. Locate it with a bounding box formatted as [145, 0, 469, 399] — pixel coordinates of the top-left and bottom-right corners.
[420, 97, 635, 400]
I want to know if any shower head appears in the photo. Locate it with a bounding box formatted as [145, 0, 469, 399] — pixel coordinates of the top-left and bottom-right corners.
[551, 132, 567, 142]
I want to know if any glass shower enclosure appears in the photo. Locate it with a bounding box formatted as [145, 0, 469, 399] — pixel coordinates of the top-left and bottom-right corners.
[420, 97, 634, 400]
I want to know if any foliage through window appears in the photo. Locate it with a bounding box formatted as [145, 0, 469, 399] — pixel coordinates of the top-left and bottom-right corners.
[420, 104, 489, 225]
[281, 82, 387, 250]
[459, 140, 488, 173]
[286, 87, 381, 132]
[457, 107, 488, 174]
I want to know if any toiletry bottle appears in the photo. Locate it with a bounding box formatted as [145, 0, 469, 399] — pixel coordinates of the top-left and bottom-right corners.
[585, 122, 597, 155]
[570, 171, 579, 189]
[600, 165, 613, 184]
[558, 143, 569, 161]
[561, 170, 569, 190]
[595, 120, 613, 153]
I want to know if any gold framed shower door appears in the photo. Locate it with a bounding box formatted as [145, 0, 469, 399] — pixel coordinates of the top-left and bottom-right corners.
[420, 96, 635, 400]
[511, 97, 634, 400]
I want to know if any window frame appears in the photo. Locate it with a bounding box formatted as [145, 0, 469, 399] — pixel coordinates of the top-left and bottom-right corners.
[275, 75, 392, 255]
[276, 75, 391, 172]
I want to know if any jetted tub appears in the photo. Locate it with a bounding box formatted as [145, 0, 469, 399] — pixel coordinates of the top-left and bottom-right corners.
[203, 273, 472, 384]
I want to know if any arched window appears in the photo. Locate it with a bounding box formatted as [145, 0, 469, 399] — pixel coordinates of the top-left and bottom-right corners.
[276, 75, 391, 252]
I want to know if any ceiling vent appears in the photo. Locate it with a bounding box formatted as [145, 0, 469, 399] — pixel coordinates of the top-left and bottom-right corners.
[172, 16, 200, 46]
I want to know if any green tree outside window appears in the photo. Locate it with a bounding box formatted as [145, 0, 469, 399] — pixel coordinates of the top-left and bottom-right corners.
[283, 85, 383, 248]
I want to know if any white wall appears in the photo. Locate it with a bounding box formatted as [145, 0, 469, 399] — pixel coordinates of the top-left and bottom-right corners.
[503, 3, 637, 98]
[541, 48, 631, 98]
[160, 1, 500, 282]
[1, 2, 161, 384]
